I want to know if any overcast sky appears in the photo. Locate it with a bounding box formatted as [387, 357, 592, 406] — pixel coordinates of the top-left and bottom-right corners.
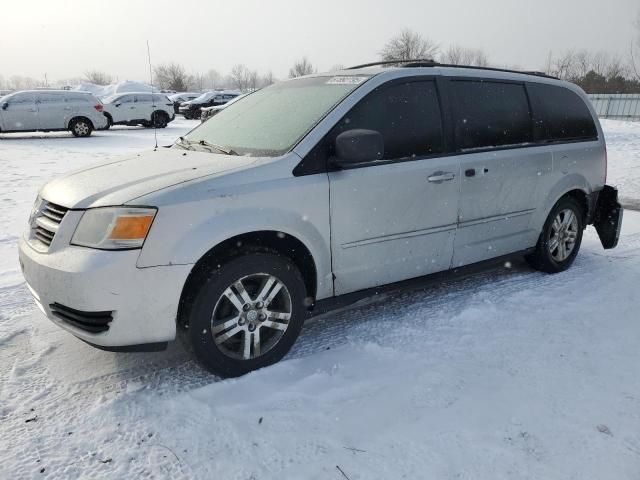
[1, 0, 638, 83]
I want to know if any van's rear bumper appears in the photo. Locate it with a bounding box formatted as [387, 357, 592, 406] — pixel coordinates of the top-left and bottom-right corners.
[591, 185, 623, 249]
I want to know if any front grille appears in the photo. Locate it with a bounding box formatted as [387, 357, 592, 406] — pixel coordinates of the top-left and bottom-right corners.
[49, 303, 113, 333]
[31, 201, 69, 249]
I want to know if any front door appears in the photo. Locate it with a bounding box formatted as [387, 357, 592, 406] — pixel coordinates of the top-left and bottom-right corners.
[448, 79, 552, 266]
[2, 92, 38, 131]
[328, 79, 460, 295]
[117, 94, 137, 122]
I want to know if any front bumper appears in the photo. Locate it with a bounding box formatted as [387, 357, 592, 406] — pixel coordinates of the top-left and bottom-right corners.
[19, 237, 192, 348]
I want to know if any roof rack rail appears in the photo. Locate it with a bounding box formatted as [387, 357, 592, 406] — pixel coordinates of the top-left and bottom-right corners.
[346, 59, 437, 70]
[346, 59, 559, 80]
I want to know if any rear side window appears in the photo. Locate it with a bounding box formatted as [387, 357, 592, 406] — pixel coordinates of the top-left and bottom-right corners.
[451, 80, 532, 151]
[37, 93, 65, 104]
[528, 83, 597, 142]
[331, 80, 444, 160]
[65, 94, 89, 103]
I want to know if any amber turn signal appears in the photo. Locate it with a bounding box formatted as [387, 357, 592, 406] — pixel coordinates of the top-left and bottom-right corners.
[109, 215, 155, 240]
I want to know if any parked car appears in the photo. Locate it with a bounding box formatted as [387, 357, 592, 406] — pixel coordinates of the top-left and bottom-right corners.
[102, 92, 175, 128]
[19, 63, 623, 378]
[0, 90, 107, 137]
[200, 93, 248, 122]
[168, 92, 202, 114]
[179, 90, 240, 119]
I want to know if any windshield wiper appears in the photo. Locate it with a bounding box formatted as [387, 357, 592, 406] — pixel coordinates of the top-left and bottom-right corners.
[175, 136, 195, 150]
[176, 137, 237, 155]
[197, 140, 238, 156]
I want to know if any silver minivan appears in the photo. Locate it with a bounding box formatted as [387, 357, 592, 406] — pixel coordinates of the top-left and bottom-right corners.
[0, 90, 107, 136]
[19, 62, 623, 377]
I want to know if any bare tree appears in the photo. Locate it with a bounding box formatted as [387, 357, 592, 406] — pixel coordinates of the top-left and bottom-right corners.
[289, 57, 315, 78]
[205, 69, 222, 90]
[230, 64, 251, 91]
[83, 70, 113, 85]
[441, 45, 489, 66]
[630, 11, 640, 80]
[247, 70, 259, 91]
[380, 29, 439, 63]
[605, 55, 627, 80]
[154, 63, 190, 91]
[550, 50, 578, 80]
[195, 73, 205, 90]
[260, 71, 275, 87]
[7, 75, 42, 90]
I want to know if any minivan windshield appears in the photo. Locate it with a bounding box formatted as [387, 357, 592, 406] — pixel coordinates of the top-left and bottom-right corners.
[179, 75, 370, 157]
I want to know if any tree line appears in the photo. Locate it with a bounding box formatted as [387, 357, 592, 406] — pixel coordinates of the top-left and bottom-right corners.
[2, 16, 639, 94]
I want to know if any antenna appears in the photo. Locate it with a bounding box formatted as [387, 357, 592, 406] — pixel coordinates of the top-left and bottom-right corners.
[146, 40, 158, 150]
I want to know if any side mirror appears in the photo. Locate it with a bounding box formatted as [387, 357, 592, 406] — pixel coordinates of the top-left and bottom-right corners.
[114, 103, 121, 107]
[332, 129, 384, 168]
[1, 102, 8, 110]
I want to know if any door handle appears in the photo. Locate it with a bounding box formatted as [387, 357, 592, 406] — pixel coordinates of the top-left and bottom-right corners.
[427, 172, 456, 183]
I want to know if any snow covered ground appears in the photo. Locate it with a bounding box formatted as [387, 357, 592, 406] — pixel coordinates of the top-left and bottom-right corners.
[1, 119, 640, 479]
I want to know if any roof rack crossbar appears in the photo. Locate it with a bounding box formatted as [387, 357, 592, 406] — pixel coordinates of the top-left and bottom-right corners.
[345, 59, 559, 80]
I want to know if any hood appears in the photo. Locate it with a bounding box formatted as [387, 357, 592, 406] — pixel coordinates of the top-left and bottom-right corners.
[40, 148, 258, 209]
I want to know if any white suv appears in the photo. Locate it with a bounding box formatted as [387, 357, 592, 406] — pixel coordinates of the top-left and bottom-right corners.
[102, 92, 175, 128]
[19, 63, 622, 378]
[0, 90, 107, 137]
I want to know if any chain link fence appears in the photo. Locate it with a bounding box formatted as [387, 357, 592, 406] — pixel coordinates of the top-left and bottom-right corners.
[588, 94, 640, 121]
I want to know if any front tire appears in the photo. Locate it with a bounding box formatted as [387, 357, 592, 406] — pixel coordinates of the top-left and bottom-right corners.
[526, 196, 584, 273]
[180, 253, 307, 378]
[70, 118, 93, 137]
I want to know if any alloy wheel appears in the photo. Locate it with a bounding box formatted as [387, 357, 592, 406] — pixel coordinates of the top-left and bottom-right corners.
[75, 122, 89, 136]
[210, 273, 292, 360]
[548, 208, 579, 262]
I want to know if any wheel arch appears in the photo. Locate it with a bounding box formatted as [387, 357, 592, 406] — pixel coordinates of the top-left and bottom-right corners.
[534, 174, 591, 232]
[176, 230, 318, 329]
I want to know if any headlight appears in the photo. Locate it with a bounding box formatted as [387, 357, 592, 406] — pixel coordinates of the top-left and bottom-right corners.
[71, 207, 157, 250]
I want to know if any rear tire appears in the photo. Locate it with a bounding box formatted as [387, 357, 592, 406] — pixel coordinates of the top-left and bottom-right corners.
[526, 196, 584, 273]
[151, 111, 168, 128]
[69, 118, 93, 137]
[179, 253, 307, 378]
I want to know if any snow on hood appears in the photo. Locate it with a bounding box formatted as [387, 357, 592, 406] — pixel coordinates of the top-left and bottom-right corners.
[74, 81, 154, 98]
[39, 148, 257, 209]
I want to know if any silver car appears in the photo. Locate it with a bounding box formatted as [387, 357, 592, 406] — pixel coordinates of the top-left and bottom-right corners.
[19, 63, 623, 377]
[0, 90, 107, 137]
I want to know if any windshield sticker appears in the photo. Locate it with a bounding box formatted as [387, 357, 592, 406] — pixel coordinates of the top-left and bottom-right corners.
[326, 76, 367, 85]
